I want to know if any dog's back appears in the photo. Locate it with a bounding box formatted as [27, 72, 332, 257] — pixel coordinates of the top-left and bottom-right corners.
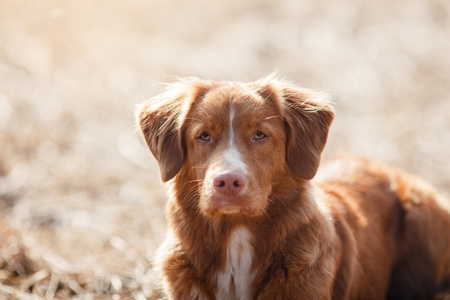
[317, 157, 450, 299]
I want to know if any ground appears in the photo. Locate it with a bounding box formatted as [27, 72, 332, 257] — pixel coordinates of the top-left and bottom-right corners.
[0, 0, 449, 299]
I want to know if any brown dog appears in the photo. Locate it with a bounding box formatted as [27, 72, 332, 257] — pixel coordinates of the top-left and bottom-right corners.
[137, 75, 450, 300]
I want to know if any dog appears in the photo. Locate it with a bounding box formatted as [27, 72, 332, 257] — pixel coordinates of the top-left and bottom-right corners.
[137, 75, 450, 300]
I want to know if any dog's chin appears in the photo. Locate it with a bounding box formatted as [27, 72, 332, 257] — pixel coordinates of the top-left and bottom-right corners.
[200, 195, 267, 217]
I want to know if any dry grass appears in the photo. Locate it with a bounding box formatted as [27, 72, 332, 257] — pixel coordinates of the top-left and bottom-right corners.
[0, 0, 449, 298]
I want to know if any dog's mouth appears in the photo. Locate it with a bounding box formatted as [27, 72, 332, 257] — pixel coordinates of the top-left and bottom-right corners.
[211, 203, 246, 215]
[199, 192, 268, 217]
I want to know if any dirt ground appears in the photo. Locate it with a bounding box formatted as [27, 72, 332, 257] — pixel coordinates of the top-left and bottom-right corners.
[0, 0, 449, 299]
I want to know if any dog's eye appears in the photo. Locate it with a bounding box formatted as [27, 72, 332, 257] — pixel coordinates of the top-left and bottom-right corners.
[253, 131, 266, 141]
[199, 132, 211, 142]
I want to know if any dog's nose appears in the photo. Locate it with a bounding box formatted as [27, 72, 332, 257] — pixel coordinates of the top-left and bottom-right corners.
[213, 171, 246, 196]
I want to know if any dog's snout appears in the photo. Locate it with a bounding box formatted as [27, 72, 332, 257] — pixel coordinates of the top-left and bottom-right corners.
[213, 171, 246, 196]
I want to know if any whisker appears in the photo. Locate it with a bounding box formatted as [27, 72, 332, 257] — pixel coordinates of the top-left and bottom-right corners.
[198, 105, 212, 119]
[192, 165, 209, 170]
[263, 115, 280, 121]
[185, 117, 203, 122]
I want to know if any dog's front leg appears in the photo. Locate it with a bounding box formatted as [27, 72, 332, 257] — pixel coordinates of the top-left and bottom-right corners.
[160, 258, 216, 300]
[254, 261, 336, 300]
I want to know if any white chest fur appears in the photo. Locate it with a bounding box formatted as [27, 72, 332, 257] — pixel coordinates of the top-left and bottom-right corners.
[215, 227, 255, 300]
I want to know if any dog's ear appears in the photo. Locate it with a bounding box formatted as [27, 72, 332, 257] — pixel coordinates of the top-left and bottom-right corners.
[282, 86, 334, 179]
[254, 76, 335, 180]
[137, 80, 211, 182]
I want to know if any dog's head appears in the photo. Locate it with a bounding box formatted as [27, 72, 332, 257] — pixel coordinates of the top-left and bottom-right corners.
[137, 76, 334, 217]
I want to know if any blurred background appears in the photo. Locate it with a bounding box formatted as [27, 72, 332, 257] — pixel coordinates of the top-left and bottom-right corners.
[0, 0, 449, 298]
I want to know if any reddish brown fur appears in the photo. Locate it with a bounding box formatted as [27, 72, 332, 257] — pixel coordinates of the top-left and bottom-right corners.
[137, 75, 450, 300]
